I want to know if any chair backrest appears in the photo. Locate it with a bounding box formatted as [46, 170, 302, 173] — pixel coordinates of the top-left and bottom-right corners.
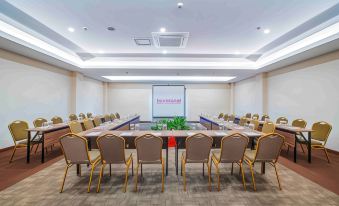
[83, 119, 94, 130]
[97, 134, 126, 164]
[87, 113, 93, 118]
[252, 114, 259, 120]
[276, 117, 288, 124]
[185, 133, 213, 163]
[228, 114, 235, 122]
[245, 113, 251, 118]
[312, 121, 332, 143]
[104, 114, 111, 122]
[250, 119, 260, 130]
[51, 116, 63, 124]
[135, 134, 162, 163]
[239, 117, 247, 126]
[68, 121, 83, 134]
[8, 120, 29, 142]
[262, 122, 275, 134]
[292, 119, 307, 128]
[59, 133, 90, 164]
[115, 112, 120, 119]
[261, 114, 270, 121]
[79, 113, 86, 119]
[223, 114, 229, 121]
[218, 113, 224, 119]
[110, 113, 116, 121]
[33, 118, 47, 128]
[69, 114, 78, 121]
[219, 133, 248, 163]
[254, 133, 284, 162]
[93, 117, 102, 127]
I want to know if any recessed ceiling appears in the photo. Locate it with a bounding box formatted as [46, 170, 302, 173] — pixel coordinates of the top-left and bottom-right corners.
[0, 0, 338, 82]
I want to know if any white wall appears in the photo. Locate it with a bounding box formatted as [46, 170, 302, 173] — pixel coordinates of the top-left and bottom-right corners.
[107, 83, 231, 121]
[234, 74, 265, 116]
[234, 51, 339, 151]
[0, 52, 73, 148]
[267, 58, 339, 151]
[75, 73, 104, 116]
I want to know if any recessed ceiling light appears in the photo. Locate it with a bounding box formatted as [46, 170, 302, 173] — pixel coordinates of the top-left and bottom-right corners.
[68, 27, 75, 32]
[102, 76, 236, 82]
[98, 50, 104, 54]
[160, 27, 166, 32]
[177, 2, 183, 8]
[235, 51, 240, 54]
[82, 27, 88, 31]
[263, 29, 270, 34]
[162, 50, 167, 54]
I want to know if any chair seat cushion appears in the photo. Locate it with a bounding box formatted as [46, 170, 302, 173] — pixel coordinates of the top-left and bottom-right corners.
[311, 139, 324, 146]
[244, 149, 256, 162]
[182, 152, 209, 163]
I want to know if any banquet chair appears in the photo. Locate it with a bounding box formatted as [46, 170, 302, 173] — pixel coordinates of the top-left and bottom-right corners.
[276, 117, 288, 124]
[59, 133, 100, 193]
[68, 121, 83, 134]
[51, 116, 63, 124]
[69, 114, 78, 121]
[83, 119, 95, 130]
[262, 122, 275, 134]
[181, 133, 213, 191]
[96, 134, 133, 192]
[211, 133, 248, 191]
[93, 117, 102, 127]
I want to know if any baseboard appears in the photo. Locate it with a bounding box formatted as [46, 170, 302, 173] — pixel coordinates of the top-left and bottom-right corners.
[327, 148, 339, 155]
[0, 146, 14, 152]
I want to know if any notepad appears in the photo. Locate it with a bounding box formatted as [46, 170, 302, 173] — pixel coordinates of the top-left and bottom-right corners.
[120, 132, 134, 136]
[186, 132, 196, 136]
[86, 132, 102, 136]
[215, 132, 227, 136]
[151, 132, 162, 136]
[243, 132, 259, 136]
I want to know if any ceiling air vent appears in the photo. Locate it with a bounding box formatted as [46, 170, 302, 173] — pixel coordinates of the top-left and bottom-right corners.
[134, 38, 152, 46]
[152, 32, 189, 48]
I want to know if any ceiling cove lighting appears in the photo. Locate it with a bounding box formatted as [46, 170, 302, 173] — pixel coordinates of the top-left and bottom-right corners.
[162, 50, 167, 54]
[102, 76, 236, 82]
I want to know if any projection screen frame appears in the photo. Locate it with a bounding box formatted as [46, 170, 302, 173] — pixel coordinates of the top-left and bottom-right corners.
[152, 85, 186, 118]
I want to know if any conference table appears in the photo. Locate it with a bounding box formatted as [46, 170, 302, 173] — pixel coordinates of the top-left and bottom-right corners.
[26, 115, 140, 163]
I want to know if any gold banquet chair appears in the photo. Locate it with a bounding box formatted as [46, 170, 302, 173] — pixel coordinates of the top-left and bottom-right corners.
[245, 113, 251, 118]
[104, 114, 111, 122]
[244, 133, 285, 191]
[211, 133, 249, 191]
[96, 134, 133, 193]
[69, 114, 78, 121]
[59, 133, 100, 193]
[33, 118, 50, 153]
[8, 120, 41, 163]
[87, 112, 93, 119]
[115, 112, 121, 119]
[93, 117, 102, 127]
[261, 114, 270, 121]
[181, 133, 213, 191]
[83, 118, 95, 130]
[252, 114, 259, 120]
[287, 119, 307, 153]
[110, 113, 116, 121]
[276, 117, 288, 124]
[238, 117, 247, 126]
[79, 113, 86, 120]
[51, 116, 63, 124]
[68, 121, 83, 134]
[228, 114, 235, 122]
[250, 119, 260, 131]
[135, 134, 164, 192]
[223, 114, 229, 121]
[218, 113, 224, 119]
[300, 122, 332, 163]
[262, 122, 275, 134]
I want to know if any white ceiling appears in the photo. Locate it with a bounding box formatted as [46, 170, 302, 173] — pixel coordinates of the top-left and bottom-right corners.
[0, 0, 339, 82]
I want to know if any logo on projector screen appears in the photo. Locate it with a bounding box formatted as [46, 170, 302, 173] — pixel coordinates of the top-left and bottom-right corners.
[157, 98, 182, 104]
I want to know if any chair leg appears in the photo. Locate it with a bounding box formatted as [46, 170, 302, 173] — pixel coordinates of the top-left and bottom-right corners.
[231, 163, 234, 175]
[109, 164, 112, 176]
[273, 163, 282, 190]
[96, 164, 105, 193]
[182, 159, 186, 191]
[134, 163, 139, 192]
[161, 159, 165, 192]
[87, 163, 97, 193]
[215, 163, 220, 191]
[60, 165, 70, 193]
[9, 146, 17, 163]
[207, 162, 211, 191]
[240, 163, 246, 191]
[249, 163, 256, 191]
[323, 148, 330, 163]
[131, 157, 134, 176]
[35, 144, 40, 154]
[124, 162, 130, 193]
[299, 143, 305, 153]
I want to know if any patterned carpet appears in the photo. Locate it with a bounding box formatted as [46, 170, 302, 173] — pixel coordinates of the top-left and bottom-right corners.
[0, 149, 338, 206]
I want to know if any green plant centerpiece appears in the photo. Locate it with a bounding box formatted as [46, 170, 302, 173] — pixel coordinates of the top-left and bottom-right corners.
[151, 116, 190, 130]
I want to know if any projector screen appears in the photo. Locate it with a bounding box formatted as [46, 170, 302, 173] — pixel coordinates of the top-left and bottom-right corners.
[152, 85, 185, 118]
